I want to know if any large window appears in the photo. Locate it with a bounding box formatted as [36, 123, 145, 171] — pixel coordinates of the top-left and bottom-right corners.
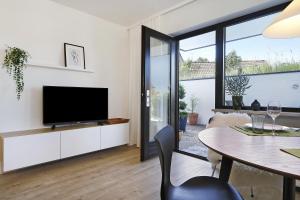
[174, 2, 298, 160]
[224, 12, 300, 109]
[176, 3, 299, 113]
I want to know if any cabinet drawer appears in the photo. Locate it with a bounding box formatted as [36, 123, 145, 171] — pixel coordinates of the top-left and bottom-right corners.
[101, 123, 129, 149]
[61, 127, 100, 158]
[3, 132, 60, 172]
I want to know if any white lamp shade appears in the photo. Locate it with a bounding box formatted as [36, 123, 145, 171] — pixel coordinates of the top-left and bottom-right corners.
[263, 0, 300, 38]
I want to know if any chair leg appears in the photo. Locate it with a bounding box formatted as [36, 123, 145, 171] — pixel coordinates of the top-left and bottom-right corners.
[211, 161, 221, 177]
[250, 186, 254, 198]
[211, 165, 217, 177]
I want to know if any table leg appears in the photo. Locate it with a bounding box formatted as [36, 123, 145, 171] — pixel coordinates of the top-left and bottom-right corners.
[219, 156, 233, 182]
[283, 177, 295, 200]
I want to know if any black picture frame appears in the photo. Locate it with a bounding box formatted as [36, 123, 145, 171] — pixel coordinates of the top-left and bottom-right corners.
[64, 43, 86, 69]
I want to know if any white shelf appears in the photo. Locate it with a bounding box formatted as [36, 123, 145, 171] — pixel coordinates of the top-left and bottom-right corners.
[27, 62, 94, 73]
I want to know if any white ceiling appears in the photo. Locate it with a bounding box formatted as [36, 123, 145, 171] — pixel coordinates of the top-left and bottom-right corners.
[51, 0, 186, 27]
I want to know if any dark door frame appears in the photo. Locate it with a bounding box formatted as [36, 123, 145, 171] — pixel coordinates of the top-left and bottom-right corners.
[140, 26, 177, 161]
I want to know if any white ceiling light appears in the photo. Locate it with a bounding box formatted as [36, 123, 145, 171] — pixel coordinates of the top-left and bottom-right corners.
[263, 0, 300, 38]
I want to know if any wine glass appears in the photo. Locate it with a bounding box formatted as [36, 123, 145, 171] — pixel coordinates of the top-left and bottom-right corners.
[267, 101, 281, 136]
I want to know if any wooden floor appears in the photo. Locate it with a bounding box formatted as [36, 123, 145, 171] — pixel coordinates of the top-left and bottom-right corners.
[1, 145, 299, 200]
[0, 146, 213, 200]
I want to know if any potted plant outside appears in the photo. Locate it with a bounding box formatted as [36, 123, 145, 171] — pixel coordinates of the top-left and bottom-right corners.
[225, 74, 251, 110]
[179, 84, 188, 132]
[3, 46, 30, 100]
[188, 95, 199, 125]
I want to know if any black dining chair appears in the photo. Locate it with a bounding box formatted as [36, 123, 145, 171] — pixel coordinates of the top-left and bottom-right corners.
[154, 125, 243, 200]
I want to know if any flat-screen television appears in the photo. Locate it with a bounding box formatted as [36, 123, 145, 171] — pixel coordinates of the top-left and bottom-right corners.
[43, 86, 108, 125]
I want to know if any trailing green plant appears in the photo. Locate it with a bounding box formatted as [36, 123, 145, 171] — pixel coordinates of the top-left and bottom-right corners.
[179, 84, 187, 117]
[188, 95, 199, 113]
[3, 46, 30, 100]
[225, 74, 251, 96]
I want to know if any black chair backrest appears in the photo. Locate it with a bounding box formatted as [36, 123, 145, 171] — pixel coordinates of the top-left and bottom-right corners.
[154, 125, 175, 199]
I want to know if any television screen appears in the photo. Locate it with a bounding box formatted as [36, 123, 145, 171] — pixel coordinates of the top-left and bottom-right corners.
[43, 86, 108, 125]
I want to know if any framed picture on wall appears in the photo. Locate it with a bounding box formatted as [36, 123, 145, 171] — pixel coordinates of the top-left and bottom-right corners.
[64, 43, 85, 69]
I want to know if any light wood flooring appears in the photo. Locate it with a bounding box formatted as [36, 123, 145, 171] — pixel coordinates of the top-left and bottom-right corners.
[0, 146, 212, 200]
[0, 146, 299, 200]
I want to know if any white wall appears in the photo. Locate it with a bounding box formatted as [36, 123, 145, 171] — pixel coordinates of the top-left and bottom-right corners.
[180, 79, 215, 125]
[227, 72, 300, 108]
[0, 0, 129, 132]
[181, 72, 300, 125]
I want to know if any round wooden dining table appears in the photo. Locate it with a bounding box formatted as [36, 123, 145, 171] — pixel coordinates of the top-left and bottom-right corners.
[198, 127, 300, 200]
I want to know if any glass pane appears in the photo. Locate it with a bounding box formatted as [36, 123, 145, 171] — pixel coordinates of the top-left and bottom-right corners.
[225, 13, 300, 108]
[226, 13, 277, 42]
[180, 31, 216, 51]
[149, 37, 170, 142]
[179, 31, 216, 80]
[178, 31, 216, 158]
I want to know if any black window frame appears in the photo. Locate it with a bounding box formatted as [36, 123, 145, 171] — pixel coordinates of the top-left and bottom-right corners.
[175, 2, 300, 113]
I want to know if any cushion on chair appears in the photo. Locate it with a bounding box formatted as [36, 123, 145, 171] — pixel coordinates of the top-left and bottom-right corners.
[206, 112, 251, 129]
[168, 176, 243, 200]
[206, 113, 251, 165]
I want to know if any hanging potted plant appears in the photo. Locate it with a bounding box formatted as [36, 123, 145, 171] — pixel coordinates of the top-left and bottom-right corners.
[188, 95, 199, 125]
[225, 73, 251, 110]
[179, 84, 188, 132]
[3, 46, 30, 100]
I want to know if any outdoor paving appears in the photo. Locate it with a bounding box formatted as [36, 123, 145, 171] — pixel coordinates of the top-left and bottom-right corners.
[179, 124, 208, 158]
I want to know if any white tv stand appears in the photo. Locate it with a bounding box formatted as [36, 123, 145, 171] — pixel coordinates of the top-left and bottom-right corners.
[0, 118, 129, 173]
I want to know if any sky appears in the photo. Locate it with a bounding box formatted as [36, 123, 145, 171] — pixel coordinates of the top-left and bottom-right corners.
[179, 12, 300, 65]
[180, 36, 300, 65]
